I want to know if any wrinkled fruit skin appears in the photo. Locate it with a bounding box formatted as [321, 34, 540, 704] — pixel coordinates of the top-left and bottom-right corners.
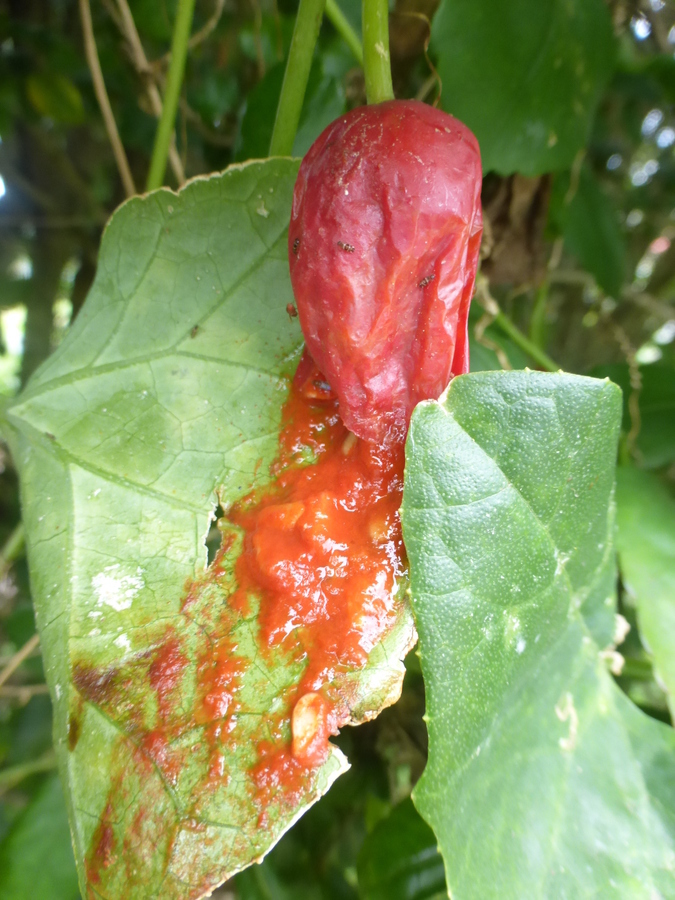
[289, 99, 483, 444]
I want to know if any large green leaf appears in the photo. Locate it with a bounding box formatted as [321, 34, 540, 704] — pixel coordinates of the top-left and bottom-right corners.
[401, 371, 675, 899]
[551, 164, 625, 299]
[431, 0, 615, 176]
[617, 467, 675, 718]
[2, 160, 414, 899]
[0, 775, 79, 900]
[592, 363, 675, 470]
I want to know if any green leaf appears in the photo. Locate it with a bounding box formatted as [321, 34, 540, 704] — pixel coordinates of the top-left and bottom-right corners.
[551, 164, 625, 298]
[617, 467, 675, 718]
[235, 63, 286, 162]
[235, 45, 349, 161]
[592, 363, 675, 469]
[0, 775, 79, 900]
[401, 371, 675, 898]
[292, 49, 349, 157]
[2, 160, 414, 899]
[235, 860, 295, 900]
[357, 797, 446, 900]
[431, 0, 615, 176]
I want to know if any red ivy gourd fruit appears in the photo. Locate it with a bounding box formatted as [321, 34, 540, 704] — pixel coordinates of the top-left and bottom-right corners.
[289, 99, 483, 444]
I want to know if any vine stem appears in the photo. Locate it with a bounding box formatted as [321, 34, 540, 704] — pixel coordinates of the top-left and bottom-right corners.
[475, 276, 559, 373]
[493, 309, 559, 373]
[269, 0, 327, 156]
[362, 0, 393, 103]
[529, 280, 549, 349]
[146, 0, 196, 191]
[79, 0, 136, 197]
[114, 0, 186, 185]
[325, 0, 363, 64]
[0, 633, 40, 691]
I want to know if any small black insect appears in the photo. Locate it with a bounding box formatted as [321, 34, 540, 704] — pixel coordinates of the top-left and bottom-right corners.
[337, 241, 355, 253]
[45, 432, 56, 441]
[418, 274, 435, 288]
[292, 237, 300, 255]
[286, 303, 298, 319]
[190, 325, 200, 338]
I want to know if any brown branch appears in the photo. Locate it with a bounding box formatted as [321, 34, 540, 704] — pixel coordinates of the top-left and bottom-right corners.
[0, 633, 40, 691]
[79, 0, 136, 197]
[0, 751, 57, 797]
[0, 684, 50, 703]
[625, 288, 675, 322]
[113, 0, 186, 185]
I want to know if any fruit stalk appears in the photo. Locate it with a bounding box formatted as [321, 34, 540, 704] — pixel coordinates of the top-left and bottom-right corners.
[146, 0, 196, 190]
[362, 0, 394, 103]
[269, 0, 327, 157]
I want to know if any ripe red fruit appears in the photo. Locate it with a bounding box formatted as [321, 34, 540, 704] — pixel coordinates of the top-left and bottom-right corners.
[288, 99, 483, 445]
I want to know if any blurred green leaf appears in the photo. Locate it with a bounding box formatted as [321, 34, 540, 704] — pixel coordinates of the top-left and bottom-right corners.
[235, 63, 286, 161]
[431, 0, 615, 175]
[402, 371, 675, 898]
[329, 0, 361, 39]
[25, 73, 84, 126]
[235, 860, 296, 900]
[0, 775, 79, 900]
[618, 51, 675, 107]
[617, 467, 675, 718]
[357, 798, 446, 900]
[592, 363, 675, 469]
[235, 45, 349, 161]
[188, 69, 239, 125]
[0, 696, 52, 769]
[238, 15, 294, 72]
[551, 164, 625, 298]
[128, 0, 176, 43]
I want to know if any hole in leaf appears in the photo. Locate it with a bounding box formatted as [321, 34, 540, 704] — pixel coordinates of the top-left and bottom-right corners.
[206, 503, 226, 567]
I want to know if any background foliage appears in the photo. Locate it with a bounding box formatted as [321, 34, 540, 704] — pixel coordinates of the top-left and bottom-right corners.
[0, 0, 673, 897]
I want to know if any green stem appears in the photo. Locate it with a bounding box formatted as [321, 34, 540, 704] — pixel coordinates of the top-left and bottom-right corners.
[493, 310, 559, 373]
[362, 0, 393, 103]
[529, 279, 549, 348]
[146, 0, 196, 191]
[620, 658, 654, 681]
[0, 523, 24, 578]
[269, 0, 327, 157]
[325, 0, 363, 64]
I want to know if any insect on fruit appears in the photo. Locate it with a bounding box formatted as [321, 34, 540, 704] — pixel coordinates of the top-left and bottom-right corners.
[289, 100, 483, 444]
